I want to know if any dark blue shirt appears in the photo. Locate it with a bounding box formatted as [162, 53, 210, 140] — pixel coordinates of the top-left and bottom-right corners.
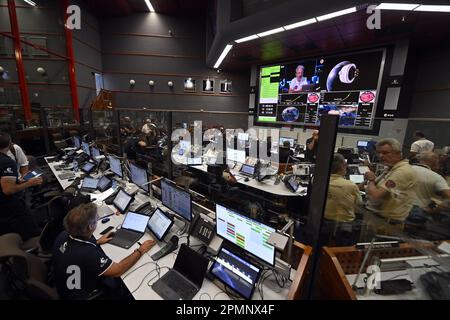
[52, 231, 113, 300]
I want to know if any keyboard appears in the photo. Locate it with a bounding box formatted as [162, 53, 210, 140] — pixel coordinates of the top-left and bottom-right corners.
[154, 271, 197, 300]
[58, 173, 75, 180]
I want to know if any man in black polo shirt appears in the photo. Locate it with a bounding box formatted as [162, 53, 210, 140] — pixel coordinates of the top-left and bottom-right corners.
[0, 132, 42, 240]
[305, 130, 319, 163]
[52, 203, 155, 299]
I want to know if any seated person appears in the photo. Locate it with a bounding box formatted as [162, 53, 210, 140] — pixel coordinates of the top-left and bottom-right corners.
[124, 135, 148, 162]
[411, 152, 450, 215]
[0, 132, 42, 240]
[278, 141, 294, 164]
[324, 153, 362, 222]
[52, 203, 155, 300]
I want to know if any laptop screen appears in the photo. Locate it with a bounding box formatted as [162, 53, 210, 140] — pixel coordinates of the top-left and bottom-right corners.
[173, 244, 209, 288]
[349, 174, 364, 184]
[113, 189, 132, 213]
[210, 247, 261, 299]
[81, 177, 99, 189]
[122, 211, 149, 233]
[81, 162, 95, 173]
[97, 176, 111, 190]
[147, 208, 173, 241]
[240, 164, 255, 175]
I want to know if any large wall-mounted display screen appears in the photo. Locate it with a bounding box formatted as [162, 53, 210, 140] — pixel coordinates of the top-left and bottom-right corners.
[256, 49, 385, 129]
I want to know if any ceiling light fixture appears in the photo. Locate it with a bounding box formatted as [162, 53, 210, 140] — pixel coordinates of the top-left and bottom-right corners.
[375, 3, 420, 11]
[23, 0, 36, 6]
[144, 0, 155, 12]
[257, 27, 285, 38]
[283, 18, 317, 30]
[214, 44, 233, 69]
[413, 5, 450, 12]
[235, 34, 259, 43]
[316, 7, 357, 21]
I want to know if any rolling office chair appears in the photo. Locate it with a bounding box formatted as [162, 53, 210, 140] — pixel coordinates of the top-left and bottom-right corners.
[0, 233, 58, 300]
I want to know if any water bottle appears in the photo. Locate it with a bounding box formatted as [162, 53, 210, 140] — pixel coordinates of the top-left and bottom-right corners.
[73, 160, 78, 173]
[112, 180, 117, 190]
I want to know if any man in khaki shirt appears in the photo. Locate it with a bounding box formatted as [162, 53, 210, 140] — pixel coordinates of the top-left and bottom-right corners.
[365, 138, 417, 222]
[325, 153, 362, 222]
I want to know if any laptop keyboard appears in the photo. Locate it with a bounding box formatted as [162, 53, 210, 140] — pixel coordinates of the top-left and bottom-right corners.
[163, 272, 197, 298]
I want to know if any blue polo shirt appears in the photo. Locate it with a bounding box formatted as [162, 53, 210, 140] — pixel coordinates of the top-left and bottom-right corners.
[52, 231, 113, 300]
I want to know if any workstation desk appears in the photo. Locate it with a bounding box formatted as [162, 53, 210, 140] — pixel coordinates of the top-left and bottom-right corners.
[44, 157, 294, 300]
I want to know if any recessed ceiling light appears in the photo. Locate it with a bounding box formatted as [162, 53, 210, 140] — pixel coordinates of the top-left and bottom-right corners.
[316, 7, 357, 21]
[284, 18, 317, 30]
[214, 44, 233, 69]
[414, 5, 450, 12]
[375, 3, 420, 11]
[235, 34, 259, 43]
[257, 27, 285, 38]
[144, 0, 155, 12]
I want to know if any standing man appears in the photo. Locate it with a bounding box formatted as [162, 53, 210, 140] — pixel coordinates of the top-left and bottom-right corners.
[409, 131, 434, 160]
[305, 130, 319, 163]
[0, 132, 42, 240]
[6, 137, 29, 177]
[288, 65, 308, 93]
[364, 138, 417, 230]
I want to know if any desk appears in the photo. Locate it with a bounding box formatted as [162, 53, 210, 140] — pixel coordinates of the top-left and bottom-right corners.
[44, 157, 293, 300]
[45, 156, 83, 190]
[173, 155, 307, 197]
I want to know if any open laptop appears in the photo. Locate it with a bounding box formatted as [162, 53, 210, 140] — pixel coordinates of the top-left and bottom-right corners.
[112, 189, 134, 214]
[108, 211, 150, 249]
[209, 246, 262, 300]
[152, 244, 209, 300]
[147, 207, 174, 242]
[239, 164, 255, 177]
[80, 177, 99, 193]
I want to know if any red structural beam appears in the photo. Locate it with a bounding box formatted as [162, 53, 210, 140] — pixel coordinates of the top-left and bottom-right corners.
[7, 0, 31, 123]
[63, 0, 80, 122]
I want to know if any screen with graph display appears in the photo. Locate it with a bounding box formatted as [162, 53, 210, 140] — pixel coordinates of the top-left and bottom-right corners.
[215, 204, 275, 265]
[256, 49, 385, 129]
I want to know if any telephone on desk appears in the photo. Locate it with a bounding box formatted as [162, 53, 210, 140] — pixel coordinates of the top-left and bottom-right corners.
[135, 201, 154, 215]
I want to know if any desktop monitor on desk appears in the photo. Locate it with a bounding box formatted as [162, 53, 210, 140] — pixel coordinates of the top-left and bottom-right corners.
[81, 141, 90, 156]
[226, 148, 246, 164]
[129, 162, 149, 193]
[215, 204, 275, 266]
[237, 132, 249, 141]
[73, 136, 81, 149]
[279, 137, 295, 148]
[91, 146, 101, 160]
[108, 155, 123, 178]
[161, 179, 192, 222]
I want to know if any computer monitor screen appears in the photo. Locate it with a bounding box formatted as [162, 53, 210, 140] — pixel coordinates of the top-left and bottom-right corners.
[108, 155, 123, 178]
[147, 208, 174, 241]
[129, 163, 149, 193]
[349, 174, 364, 184]
[91, 146, 101, 159]
[238, 133, 249, 141]
[81, 177, 98, 189]
[210, 247, 262, 299]
[226, 148, 246, 164]
[357, 140, 369, 148]
[112, 189, 133, 213]
[279, 137, 295, 147]
[81, 142, 90, 156]
[215, 204, 276, 265]
[81, 162, 95, 173]
[161, 179, 192, 221]
[73, 136, 81, 149]
[122, 211, 149, 233]
[97, 176, 111, 191]
[240, 164, 255, 176]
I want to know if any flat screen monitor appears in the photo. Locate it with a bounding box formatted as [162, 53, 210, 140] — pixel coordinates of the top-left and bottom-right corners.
[147, 208, 174, 241]
[81, 142, 90, 156]
[215, 204, 275, 265]
[161, 179, 192, 222]
[240, 164, 255, 176]
[279, 137, 295, 147]
[91, 146, 101, 161]
[108, 155, 123, 178]
[226, 148, 246, 164]
[256, 49, 385, 130]
[73, 136, 81, 149]
[81, 177, 99, 190]
[129, 163, 149, 193]
[81, 162, 95, 173]
[122, 211, 149, 233]
[237, 132, 249, 141]
[357, 140, 369, 148]
[97, 176, 111, 192]
[210, 246, 262, 300]
[112, 189, 133, 213]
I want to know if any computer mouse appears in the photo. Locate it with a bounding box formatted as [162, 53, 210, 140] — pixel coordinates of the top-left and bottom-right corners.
[244, 177, 250, 182]
[101, 217, 110, 223]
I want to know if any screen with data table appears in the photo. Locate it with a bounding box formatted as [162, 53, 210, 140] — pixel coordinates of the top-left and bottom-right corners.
[161, 179, 192, 221]
[215, 204, 275, 265]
